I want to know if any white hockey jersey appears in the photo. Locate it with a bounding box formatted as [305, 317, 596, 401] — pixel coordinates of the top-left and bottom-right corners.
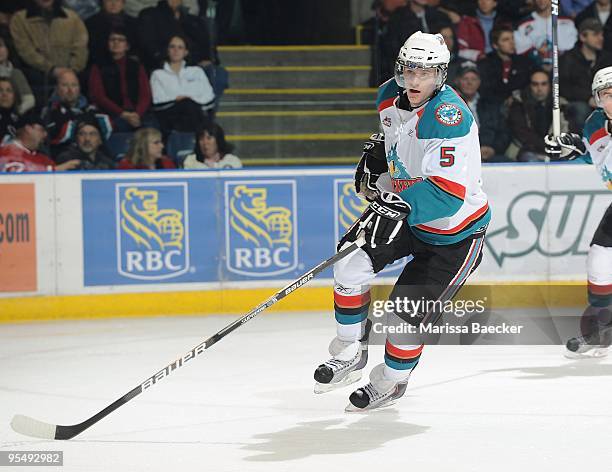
[376, 79, 490, 245]
[514, 12, 577, 66]
[582, 109, 612, 189]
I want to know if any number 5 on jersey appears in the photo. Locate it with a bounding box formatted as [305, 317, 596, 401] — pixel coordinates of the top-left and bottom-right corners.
[440, 147, 455, 167]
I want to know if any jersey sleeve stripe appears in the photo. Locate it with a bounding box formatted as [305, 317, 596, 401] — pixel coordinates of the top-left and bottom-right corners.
[377, 96, 396, 112]
[427, 176, 466, 200]
[415, 203, 489, 235]
[589, 127, 608, 145]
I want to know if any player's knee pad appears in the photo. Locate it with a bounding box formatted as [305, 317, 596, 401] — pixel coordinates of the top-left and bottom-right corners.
[587, 244, 612, 307]
[587, 244, 612, 286]
[333, 248, 375, 287]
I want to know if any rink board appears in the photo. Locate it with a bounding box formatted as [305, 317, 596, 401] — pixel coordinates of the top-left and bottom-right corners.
[0, 164, 609, 321]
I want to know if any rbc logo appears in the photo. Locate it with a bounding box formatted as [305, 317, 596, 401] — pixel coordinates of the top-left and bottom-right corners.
[116, 183, 189, 280]
[225, 181, 298, 276]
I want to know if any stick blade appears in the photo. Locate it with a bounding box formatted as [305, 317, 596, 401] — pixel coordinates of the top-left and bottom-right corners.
[11, 414, 57, 439]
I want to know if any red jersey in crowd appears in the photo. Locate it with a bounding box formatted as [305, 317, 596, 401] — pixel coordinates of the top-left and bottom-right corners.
[0, 141, 56, 172]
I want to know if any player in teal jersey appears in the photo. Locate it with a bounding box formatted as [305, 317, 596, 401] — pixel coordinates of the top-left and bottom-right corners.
[313, 32, 490, 411]
[546, 67, 612, 358]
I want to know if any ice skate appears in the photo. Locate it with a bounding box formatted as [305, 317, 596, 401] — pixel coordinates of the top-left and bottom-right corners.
[565, 330, 611, 359]
[345, 363, 410, 412]
[314, 319, 372, 394]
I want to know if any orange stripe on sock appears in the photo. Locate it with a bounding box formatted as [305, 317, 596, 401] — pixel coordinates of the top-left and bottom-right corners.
[385, 340, 423, 359]
[334, 291, 371, 308]
[588, 282, 612, 295]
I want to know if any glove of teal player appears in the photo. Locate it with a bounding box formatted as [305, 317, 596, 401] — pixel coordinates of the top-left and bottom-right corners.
[358, 192, 410, 248]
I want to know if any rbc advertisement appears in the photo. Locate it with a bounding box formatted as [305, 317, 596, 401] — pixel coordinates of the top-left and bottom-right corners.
[81, 173, 399, 286]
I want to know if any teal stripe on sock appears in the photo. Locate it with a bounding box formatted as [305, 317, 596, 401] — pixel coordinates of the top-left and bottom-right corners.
[384, 355, 419, 371]
[588, 292, 611, 307]
[335, 310, 368, 325]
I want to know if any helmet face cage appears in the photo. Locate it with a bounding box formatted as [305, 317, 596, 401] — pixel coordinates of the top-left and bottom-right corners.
[594, 82, 612, 107]
[394, 60, 448, 90]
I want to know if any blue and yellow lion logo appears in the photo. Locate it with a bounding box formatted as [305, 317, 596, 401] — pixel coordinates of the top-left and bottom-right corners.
[338, 182, 367, 232]
[120, 187, 184, 251]
[229, 185, 292, 247]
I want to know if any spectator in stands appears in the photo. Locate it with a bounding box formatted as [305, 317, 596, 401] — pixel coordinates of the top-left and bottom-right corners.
[9, 0, 88, 96]
[0, 37, 34, 114]
[183, 123, 241, 169]
[86, 0, 140, 65]
[560, 17, 612, 131]
[63, 0, 100, 20]
[562, 0, 592, 17]
[0, 2, 26, 31]
[405, 0, 452, 33]
[89, 28, 152, 132]
[137, 0, 212, 71]
[455, 62, 510, 161]
[125, 0, 199, 18]
[514, 0, 578, 69]
[0, 78, 19, 143]
[56, 119, 115, 170]
[117, 127, 176, 169]
[150, 35, 214, 136]
[0, 111, 79, 172]
[378, 1, 451, 84]
[575, 0, 612, 53]
[508, 69, 569, 161]
[456, 0, 507, 62]
[437, 24, 471, 87]
[43, 69, 112, 156]
[478, 24, 532, 104]
[365, 0, 408, 86]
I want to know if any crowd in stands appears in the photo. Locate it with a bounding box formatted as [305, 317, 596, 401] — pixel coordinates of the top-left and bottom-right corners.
[0, 0, 240, 172]
[1, 0, 611, 171]
[368, 0, 612, 161]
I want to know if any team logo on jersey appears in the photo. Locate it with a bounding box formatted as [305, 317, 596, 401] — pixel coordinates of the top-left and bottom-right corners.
[435, 103, 463, 126]
[387, 144, 409, 179]
[225, 181, 297, 276]
[382, 116, 392, 127]
[392, 177, 423, 193]
[116, 183, 189, 280]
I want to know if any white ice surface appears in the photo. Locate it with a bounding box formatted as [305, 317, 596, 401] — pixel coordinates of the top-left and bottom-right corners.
[1, 311, 611, 471]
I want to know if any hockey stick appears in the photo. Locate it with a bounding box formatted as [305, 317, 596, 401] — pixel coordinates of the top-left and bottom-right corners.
[11, 236, 366, 440]
[551, 0, 561, 138]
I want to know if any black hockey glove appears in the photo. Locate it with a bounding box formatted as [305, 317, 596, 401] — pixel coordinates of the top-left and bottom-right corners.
[355, 133, 388, 201]
[358, 192, 410, 248]
[544, 133, 586, 160]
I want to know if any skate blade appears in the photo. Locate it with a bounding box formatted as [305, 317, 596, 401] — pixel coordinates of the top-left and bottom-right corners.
[564, 347, 609, 359]
[344, 398, 398, 413]
[314, 370, 362, 394]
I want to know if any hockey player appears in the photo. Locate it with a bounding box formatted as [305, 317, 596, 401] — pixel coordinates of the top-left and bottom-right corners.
[314, 31, 490, 411]
[545, 66, 612, 358]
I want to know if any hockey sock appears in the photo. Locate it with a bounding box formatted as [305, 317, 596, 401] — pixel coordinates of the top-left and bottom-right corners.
[334, 287, 370, 342]
[383, 341, 423, 381]
[587, 281, 612, 308]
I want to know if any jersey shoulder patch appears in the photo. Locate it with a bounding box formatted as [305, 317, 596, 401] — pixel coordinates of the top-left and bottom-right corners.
[376, 78, 400, 112]
[583, 108, 607, 144]
[417, 86, 473, 140]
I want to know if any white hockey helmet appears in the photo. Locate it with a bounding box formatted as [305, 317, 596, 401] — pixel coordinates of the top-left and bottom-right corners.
[592, 66, 612, 106]
[394, 31, 451, 89]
